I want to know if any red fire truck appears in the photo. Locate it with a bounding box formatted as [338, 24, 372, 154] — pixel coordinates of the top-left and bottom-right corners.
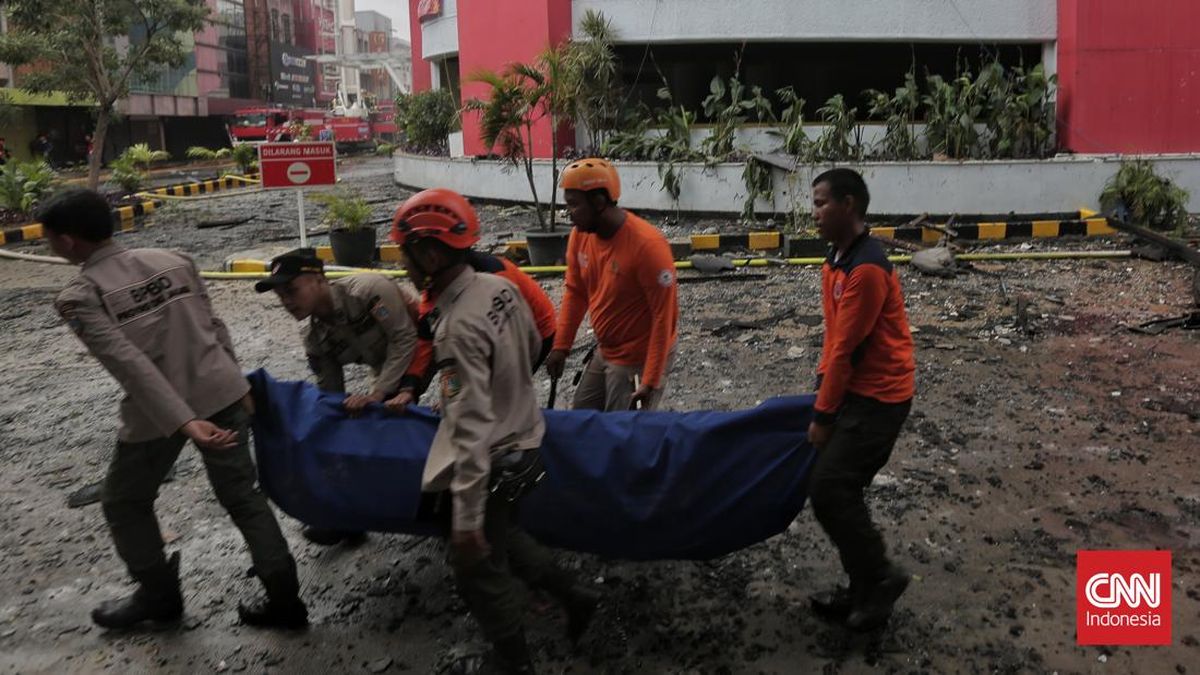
[227, 105, 382, 150]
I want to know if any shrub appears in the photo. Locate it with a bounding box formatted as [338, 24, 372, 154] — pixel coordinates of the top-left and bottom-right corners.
[309, 190, 373, 232]
[230, 143, 258, 174]
[397, 89, 458, 153]
[108, 155, 145, 194]
[186, 146, 232, 161]
[1100, 160, 1190, 232]
[0, 160, 58, 214]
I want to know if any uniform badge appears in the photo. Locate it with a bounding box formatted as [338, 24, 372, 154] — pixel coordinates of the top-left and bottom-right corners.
[370, 301, 390, 321]
[578, 253, 589, 269]
[441, 367, 463, 399]
[57, 301, 84, 337]
[833, 280, 845, 300]
[657, 269, 674, 287]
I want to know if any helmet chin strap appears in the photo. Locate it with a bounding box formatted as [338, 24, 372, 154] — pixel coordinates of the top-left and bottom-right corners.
[404, 239, 458, 291]
[403, 242, 436, 291]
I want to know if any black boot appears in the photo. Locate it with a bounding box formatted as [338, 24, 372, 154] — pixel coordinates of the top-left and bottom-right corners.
[492, 631, 536, 674]
[67, 481, 104, 509]
[446, 632, 535, 675]
[92, 551, 183, 629]
[809, 584, 856, 623]
[237, 556, 308, 629]
[845, 564, 910, 632]
[559, 584, 601, 645]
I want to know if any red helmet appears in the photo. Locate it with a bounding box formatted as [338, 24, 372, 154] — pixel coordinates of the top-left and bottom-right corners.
[390, 188, 480, 249]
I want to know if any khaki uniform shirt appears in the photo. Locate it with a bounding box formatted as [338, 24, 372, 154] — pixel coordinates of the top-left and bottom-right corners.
[421, 268, 545, 532]
[54, 243, 248, 442]
[303, 274, 419, 396]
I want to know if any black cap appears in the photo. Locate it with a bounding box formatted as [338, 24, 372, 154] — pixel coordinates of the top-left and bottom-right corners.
[254, 248, 324, 292]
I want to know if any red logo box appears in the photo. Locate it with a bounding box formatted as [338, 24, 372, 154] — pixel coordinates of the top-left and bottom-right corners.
[1077, 550, 1171, 646]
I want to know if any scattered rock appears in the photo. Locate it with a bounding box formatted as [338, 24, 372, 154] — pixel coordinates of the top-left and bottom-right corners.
[367, 657, 393, 673]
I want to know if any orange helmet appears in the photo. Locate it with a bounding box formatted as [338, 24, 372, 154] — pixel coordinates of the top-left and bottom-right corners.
[390, 188, 480, 249]
[560, 157, 620, 202]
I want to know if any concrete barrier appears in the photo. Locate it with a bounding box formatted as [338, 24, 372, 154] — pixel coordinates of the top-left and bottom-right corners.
[394, 151, 1200, 216]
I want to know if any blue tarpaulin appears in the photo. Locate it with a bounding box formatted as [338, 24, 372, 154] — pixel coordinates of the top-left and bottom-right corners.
[248, 369, 817, 560]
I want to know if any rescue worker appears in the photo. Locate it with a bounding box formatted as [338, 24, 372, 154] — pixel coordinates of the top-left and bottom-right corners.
[384, 191, 557, 410]
[40, 188, 307, 630]
[392, 189, 599, 673]
[255, 248, 420, 545]
[805, 168, 916, 631]
[543, 158, 679, 412]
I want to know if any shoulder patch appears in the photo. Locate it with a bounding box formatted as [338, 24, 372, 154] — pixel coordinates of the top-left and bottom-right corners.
[57, 301, 84, 336]
[440, 366, 463, 400]
[657, 269, 674, 287]
[370, 301, 390, 322]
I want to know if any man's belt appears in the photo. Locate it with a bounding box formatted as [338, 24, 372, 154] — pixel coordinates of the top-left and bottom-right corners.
[490, 448, 545, 503]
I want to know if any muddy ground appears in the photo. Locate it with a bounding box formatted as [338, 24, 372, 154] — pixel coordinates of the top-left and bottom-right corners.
[1, 157, 1198, 674]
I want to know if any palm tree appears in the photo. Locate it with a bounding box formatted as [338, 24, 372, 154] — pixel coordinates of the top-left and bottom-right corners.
[566, 9, 621, 152]
[465, 43, 575, 232]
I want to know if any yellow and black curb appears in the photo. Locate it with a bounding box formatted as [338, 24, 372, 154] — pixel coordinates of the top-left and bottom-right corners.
[225, 213, 1118, 270]
[144, 173, 261, 198]
[0, 174, 262, 246]
[501, 214, 1117, 259]
[216, 249, 1134, 279]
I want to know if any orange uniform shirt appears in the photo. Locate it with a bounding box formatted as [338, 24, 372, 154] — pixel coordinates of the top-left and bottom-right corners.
[554, 212, 679, 388]
[815, 231, 916, 424]
[403, 252, 555, 388]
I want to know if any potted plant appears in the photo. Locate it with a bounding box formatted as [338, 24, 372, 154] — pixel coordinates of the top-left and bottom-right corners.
[465, 44, 575, 266]
[310, 190, 376, 268]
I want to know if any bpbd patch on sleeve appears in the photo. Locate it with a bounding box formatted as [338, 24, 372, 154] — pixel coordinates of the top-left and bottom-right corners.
[367, 293, 391, 321]
[57, 301, 84, 336]
[441, 367, 463, 399]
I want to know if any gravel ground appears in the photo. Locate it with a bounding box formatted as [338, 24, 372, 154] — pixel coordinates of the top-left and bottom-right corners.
[1, 158, 1198, 673]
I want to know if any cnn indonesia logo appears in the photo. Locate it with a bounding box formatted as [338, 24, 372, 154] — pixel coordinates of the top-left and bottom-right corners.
[1077, 550, 1171, 646]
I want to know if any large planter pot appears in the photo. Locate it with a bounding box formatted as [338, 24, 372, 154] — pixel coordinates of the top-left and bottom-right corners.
[785, 236, 829, 259]
[330, 228, 377, 268]
[526, 229, 570, 267]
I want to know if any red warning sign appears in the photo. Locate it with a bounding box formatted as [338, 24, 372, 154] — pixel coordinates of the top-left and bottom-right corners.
[259, 142, 337, 189]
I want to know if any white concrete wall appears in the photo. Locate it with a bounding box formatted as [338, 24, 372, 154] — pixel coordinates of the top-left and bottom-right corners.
[572, 0, 1056, 44]
[779, 156, 1200, 216]
[448, 131, 465, 158]
[421, 0, 459, 60]
[577, 124, 972, 161]
[397, 152, 1200, 217]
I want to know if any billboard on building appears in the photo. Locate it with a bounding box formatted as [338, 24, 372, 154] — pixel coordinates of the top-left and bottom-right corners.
[418, 0, 441, 20]
[319, 7, 337, 53]
[269, 42, 317, 106]
[368, 31, 389, 53]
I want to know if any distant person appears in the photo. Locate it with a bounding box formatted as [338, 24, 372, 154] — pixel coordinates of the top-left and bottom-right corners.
[30, 134, 50, 162]
[804, 168, 916, 631]
[543, 158, 679, 412]
[39, 188, 308, 630]
[318, 126, 334, 142]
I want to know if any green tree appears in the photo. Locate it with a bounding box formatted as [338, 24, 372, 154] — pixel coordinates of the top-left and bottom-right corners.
[564, 9, 621, 152]
[0, 0, 209, 190]
[466, 44, 574, 232]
